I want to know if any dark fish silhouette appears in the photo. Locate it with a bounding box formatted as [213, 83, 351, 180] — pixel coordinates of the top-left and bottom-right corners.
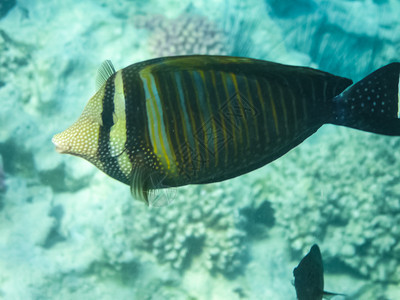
[52, 56, 400, 203]
[294, 244, 342, 300]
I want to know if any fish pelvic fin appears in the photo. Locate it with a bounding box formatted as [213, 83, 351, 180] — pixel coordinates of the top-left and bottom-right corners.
[130, 166, 176, 207]
[330, 62, 400, 136]
[130, 165, 151, 206]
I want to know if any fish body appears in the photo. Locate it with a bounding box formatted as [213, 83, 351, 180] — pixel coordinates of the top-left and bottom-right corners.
[52, 55, 400, 203]
[293, 244, 341, 300]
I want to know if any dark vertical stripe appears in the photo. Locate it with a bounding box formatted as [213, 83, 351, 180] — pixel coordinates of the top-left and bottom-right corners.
[254, 77, 273, 145]
[245, 76, 263, 148]
[264, 78, 280, 137]
[211, 70, 230, 166]
[243, 76, 258, 141]
[294, 77, 309, 122]
[234, 74, 254, 149]
[122, 67, 153, 173]
[276, 83, 285, 137]
[192, 70, 211, 169]
[98, 78, 115, 156]
[203, 70, 221, 167]
[226, 72, 242, 150]
[285, 75, 297, 134]
[174, 70, 196, 174]
[285, 77, 299, 133]
[97, 75, 128, 183]
[309, 75, 316, 109]
[306, 75, 326, 121]
[162, 70, 191, 176]
[184, 70, 210, 171]
[220, 72, 238, 156]
[181, 70, 204, 172]
[275, 75, 290, 137]
[151, 69, 176, 166]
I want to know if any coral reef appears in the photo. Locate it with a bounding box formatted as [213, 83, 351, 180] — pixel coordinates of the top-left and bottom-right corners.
[0, 174, 146, 299]
[132, 0, 268, 59]
[134, 14, 231, 57]
[1, 0, 400, 298]
[135, 181, 260, 275]
[259, 127, 400, 282]
[0, 171, 264, 298]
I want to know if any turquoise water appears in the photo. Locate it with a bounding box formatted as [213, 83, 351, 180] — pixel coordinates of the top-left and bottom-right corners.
[1, 0, 400, 299]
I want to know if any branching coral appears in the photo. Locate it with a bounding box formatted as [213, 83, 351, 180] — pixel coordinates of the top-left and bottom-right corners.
[134, 182, 258, 275]
[134, 14, 230, 57]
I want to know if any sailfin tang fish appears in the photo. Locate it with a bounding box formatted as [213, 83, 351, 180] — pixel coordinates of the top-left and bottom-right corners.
[293, 244, 343, 300]
[52, 56, 400, 204]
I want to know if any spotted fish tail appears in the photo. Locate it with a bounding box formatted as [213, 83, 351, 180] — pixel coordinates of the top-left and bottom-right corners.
[331, 62, 400, 136]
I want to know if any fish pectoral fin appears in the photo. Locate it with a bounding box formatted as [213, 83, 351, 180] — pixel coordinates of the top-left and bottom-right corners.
[323, 290, 345, 299]
[130, 167, 175, 207]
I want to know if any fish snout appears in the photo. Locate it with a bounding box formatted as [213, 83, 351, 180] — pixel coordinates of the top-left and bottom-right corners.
[52, 134, 72, 154]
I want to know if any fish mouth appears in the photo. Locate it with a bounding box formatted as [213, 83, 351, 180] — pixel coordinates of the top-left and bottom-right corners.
[52, 136, 71, 154]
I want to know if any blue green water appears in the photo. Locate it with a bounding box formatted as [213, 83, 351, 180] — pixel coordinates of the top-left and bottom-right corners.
[0, 0, 400, 299]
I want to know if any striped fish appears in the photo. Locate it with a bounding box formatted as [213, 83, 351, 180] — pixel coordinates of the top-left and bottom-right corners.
[52, 56, 400, 204]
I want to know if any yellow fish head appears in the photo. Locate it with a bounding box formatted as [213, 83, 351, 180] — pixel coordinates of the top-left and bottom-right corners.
[52, 74, 132, 186]
[52, 89, 104, 161]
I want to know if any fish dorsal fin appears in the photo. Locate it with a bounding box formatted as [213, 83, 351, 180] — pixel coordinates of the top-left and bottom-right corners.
[130, 166, 176, 207]
[96, 60, 116, 90]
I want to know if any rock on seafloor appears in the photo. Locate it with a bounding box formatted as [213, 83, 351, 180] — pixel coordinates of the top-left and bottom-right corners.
[1, 0, 400, 299]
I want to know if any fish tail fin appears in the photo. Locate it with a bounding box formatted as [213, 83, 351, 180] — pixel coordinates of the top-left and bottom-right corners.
[330, 62, 400, 136]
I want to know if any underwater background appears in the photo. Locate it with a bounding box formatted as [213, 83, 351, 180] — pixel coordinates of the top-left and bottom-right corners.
[1, 0, 400, 299]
